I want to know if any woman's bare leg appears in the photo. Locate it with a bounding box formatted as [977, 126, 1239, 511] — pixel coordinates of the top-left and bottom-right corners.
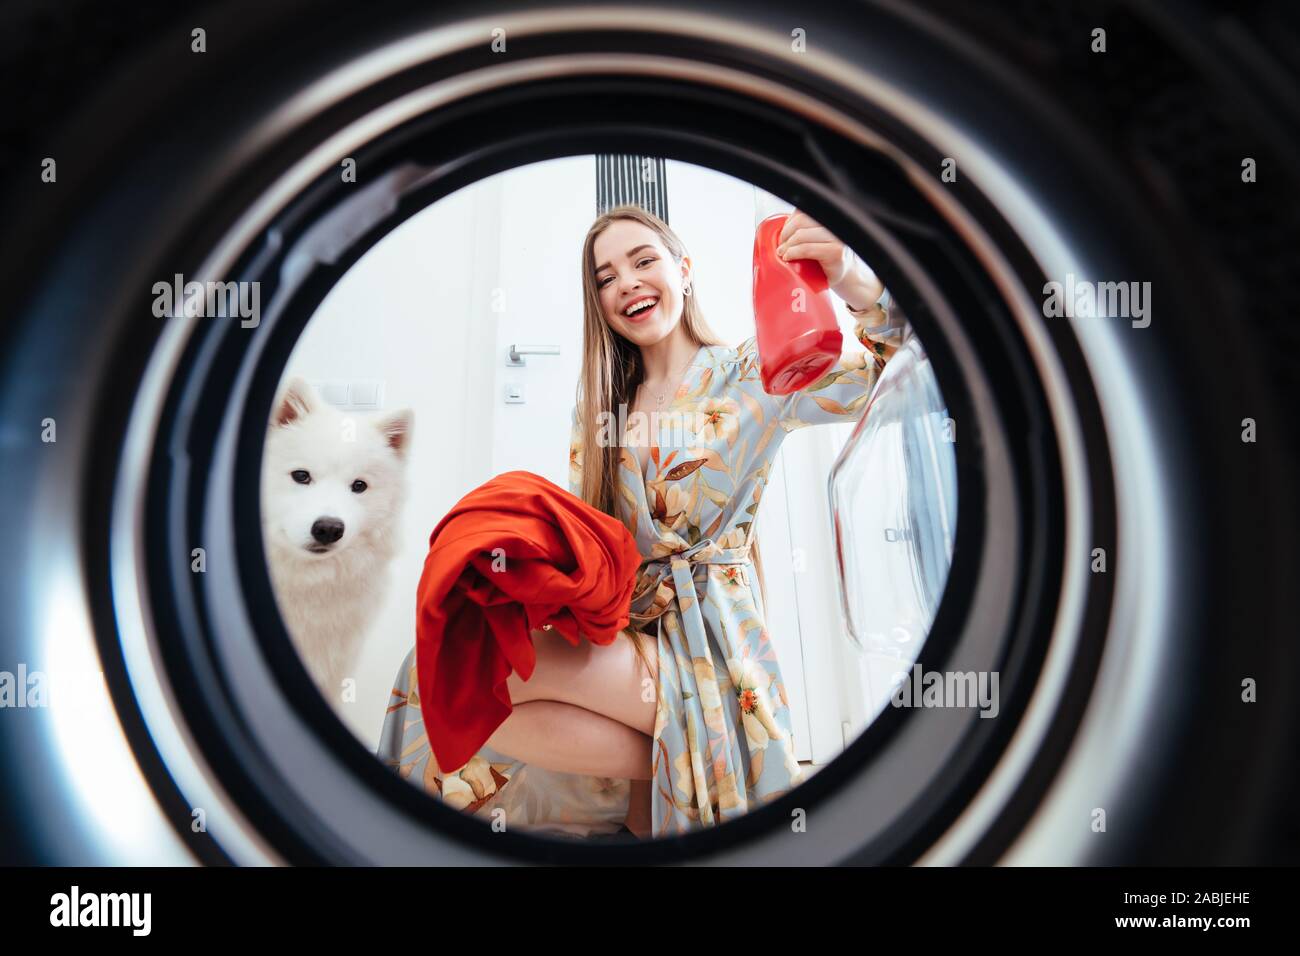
[496, 629, 660, 834]
[486, 700, 652, 779]
[625, 778, 653, 838]
[507, 629, 658, 737]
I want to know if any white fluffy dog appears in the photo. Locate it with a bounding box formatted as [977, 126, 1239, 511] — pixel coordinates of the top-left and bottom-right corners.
[261, 377, 413, 701]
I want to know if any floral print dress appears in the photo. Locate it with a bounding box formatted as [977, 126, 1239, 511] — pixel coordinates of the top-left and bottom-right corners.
[377, 649, 633, 838]
[584, 334, 885, 836]
[377, 332, 886, 839]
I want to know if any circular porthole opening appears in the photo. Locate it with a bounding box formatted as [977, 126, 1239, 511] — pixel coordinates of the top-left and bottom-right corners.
[117, 62, 1085, 866]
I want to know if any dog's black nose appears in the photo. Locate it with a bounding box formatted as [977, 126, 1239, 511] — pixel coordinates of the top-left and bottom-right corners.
[311, 517, 345, 544]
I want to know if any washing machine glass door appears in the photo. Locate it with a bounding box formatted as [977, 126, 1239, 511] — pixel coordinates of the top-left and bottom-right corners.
[830, 330, 958, 655]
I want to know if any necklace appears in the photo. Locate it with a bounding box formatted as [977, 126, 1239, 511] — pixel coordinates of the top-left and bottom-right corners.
[640, 352, 695, 408]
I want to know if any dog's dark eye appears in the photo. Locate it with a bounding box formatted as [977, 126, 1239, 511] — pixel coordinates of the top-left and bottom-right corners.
[291, 470, 311, 484]
[351, 479, 367, 494]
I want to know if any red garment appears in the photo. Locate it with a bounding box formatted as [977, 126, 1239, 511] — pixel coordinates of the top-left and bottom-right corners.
[414, 470, 642, 773]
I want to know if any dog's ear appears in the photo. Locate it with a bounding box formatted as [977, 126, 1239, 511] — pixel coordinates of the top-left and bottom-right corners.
[376, 408, 413, 458]
[274, 377, 317, 427]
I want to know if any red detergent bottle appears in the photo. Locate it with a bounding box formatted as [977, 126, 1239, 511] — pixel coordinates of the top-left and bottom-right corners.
[752, 212, 843, 395]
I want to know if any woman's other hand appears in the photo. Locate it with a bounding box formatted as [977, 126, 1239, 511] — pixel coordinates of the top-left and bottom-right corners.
[776, 208, 884, 312]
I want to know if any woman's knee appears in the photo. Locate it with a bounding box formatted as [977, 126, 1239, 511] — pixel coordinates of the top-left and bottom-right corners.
[508, 628, 656, 736]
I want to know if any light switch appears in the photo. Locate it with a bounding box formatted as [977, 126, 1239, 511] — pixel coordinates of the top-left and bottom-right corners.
[308, 379, 384, 410]
[320, 382, 349, 406]
[349, 381, 380, 407]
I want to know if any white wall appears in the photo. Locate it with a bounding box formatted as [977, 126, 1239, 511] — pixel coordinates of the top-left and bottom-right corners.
[279, 155, 922, 761]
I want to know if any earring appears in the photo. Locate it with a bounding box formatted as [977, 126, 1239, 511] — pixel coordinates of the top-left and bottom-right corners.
[683, 283, 693, 297]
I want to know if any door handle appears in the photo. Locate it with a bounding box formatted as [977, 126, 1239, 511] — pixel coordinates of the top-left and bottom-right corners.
[507, 344, 560, 366]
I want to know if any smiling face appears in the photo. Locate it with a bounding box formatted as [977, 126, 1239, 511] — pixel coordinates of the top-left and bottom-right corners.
[591, 218, 692, 349]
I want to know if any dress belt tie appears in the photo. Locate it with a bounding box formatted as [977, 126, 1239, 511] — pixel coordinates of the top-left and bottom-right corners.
[627, 536, 753, 628]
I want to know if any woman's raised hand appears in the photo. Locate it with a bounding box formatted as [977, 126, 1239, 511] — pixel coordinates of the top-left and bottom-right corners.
[776, 208, 883, 312]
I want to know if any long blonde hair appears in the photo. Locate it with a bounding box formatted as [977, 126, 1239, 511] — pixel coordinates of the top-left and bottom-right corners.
[573, 204, 771, 656]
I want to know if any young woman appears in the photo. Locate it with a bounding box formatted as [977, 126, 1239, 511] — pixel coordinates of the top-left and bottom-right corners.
[494, 203, 897, 836]
[379, 203, 897, 840]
